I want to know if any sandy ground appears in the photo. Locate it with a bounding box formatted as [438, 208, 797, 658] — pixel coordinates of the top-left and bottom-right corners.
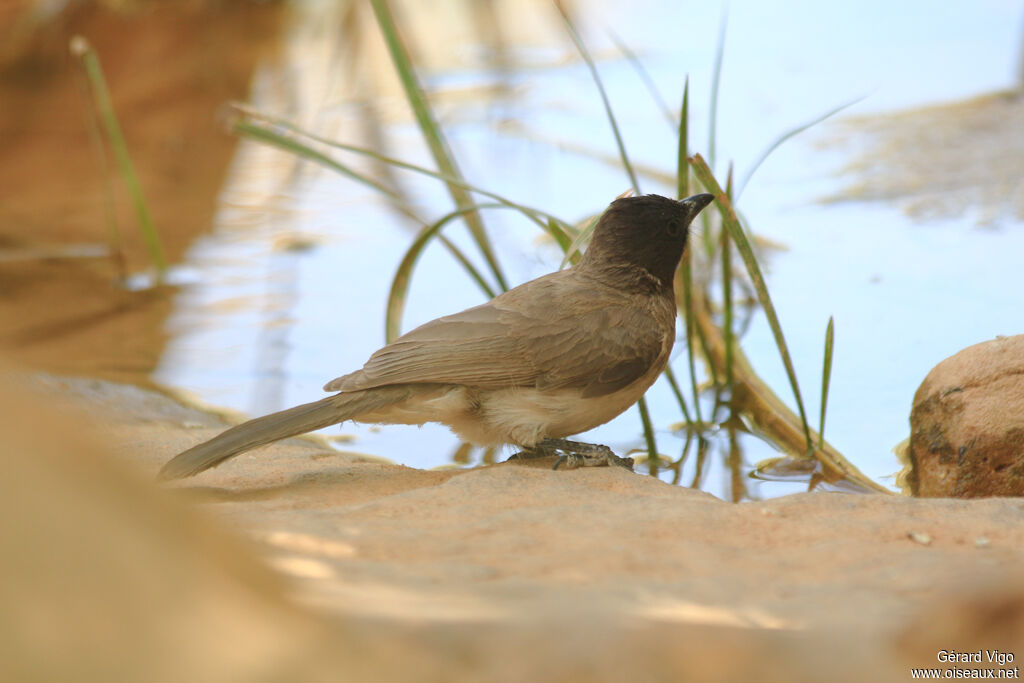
[5, 371, 1020, 681]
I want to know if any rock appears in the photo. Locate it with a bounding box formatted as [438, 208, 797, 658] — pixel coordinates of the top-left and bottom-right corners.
[909, 335, 1024, 497]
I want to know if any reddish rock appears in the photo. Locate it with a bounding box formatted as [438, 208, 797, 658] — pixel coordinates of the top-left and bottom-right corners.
[909, 335, 1024, 497]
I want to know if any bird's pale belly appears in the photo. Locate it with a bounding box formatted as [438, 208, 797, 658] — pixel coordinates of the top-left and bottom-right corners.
[351, 363, 665, 449]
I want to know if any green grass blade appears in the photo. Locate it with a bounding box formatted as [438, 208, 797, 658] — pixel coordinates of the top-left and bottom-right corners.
[71, 36, 166, 282]
[369, 0, 509, 292]
[720, 210, 734, 388]
[690, 153, 814, 452]
[234, 118, 497, 301]
[726, 421, 745, 502]
[234, 120, 404, 200]
[689, 436, 710, 489]
[737, 96, 864, 198]
[556, 4, 641, 194]
[637, 396, 660, 476]
[677, 77, 690, 200]
[722, 164, 735, 388]
[71, 49, 125, 280]
[435, 236, 497, 301]
[558, 214, 599, 269]
[680, 253, 704, 424]
[674, 428, 694, 474]
[386, 203, 505, 342]
[663, 366, 693, 426]
[608, 31, 676, 128]
[676, 77, 704, 425]
[232, 114, 575, 250]
[818, 316, 835, 449]
[548, 217, 577, 259]
[708, 10, 728, 169]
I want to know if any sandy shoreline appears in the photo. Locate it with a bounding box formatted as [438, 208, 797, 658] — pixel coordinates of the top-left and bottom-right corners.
[3, 372, 1019, 681]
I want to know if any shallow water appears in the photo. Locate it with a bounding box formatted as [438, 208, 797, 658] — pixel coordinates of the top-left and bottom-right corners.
[153, 0, 1023, 499]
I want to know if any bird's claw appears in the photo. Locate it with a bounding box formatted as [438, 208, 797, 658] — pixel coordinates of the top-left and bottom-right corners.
[544, 439, 634, 471]
[508, 439, 633, 471]
[553, 451, 634, 471]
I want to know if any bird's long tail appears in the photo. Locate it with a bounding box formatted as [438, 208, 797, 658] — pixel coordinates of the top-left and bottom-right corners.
[158, 387, 411, 480]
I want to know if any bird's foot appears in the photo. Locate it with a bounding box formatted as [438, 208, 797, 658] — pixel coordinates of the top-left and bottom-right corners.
[506, 444, 557, 462]
[538, 438, 634, 471]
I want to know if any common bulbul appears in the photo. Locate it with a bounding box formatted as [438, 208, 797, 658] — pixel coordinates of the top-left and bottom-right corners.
[159, 193, 715, 480]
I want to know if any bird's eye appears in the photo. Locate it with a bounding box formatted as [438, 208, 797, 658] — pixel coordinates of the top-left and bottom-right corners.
[666, 218, 684, 236]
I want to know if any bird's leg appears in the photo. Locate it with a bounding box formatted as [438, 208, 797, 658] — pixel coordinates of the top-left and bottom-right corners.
[539, 438, 634, 471]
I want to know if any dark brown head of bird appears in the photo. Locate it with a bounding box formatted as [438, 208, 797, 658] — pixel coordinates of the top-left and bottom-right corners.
[580, 193, 715, 290]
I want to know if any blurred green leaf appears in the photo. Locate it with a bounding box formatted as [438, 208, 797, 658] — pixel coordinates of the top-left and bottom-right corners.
[556, 4, 640, 194]
[370, 0, 509, 291]
[71, 36, 165, 282]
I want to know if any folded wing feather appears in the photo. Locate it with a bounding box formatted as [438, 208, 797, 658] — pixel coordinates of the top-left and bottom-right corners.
[324, 271, 667, 398]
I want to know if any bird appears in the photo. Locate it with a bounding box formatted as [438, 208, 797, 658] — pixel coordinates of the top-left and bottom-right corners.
[158, 192, 715, 480]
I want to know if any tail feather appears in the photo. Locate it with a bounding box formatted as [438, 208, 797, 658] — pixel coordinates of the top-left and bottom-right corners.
[159, 387, 410, 480]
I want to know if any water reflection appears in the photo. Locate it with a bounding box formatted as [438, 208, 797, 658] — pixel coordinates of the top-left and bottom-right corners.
[0, 0, 282, 384]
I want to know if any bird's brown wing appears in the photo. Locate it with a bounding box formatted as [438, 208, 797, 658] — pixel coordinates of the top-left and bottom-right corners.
[325, 272, 670, 398]
[325, 301, 535, 391]
[517, 301, 670, 398]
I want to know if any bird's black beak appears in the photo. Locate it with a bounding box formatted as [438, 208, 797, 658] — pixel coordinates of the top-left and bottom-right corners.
[679, 193, 716, 221]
